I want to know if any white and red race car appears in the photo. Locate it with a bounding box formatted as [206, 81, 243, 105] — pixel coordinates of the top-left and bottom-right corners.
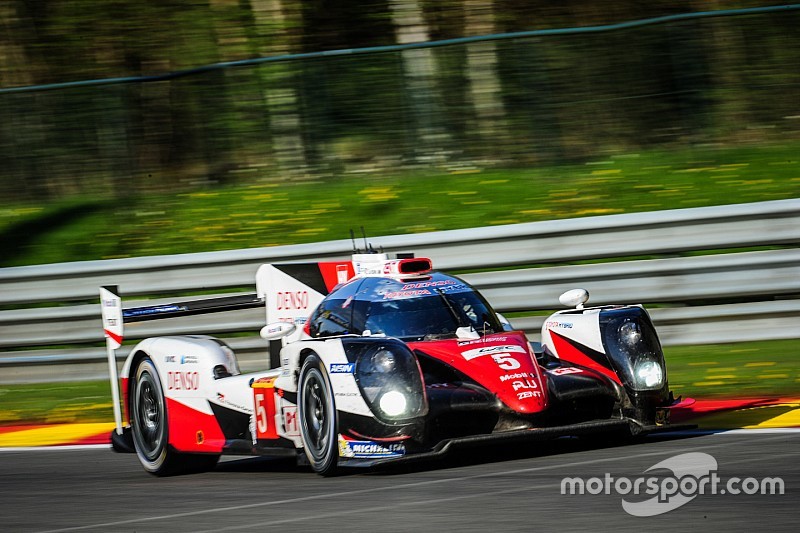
[101, 252, 683, 476]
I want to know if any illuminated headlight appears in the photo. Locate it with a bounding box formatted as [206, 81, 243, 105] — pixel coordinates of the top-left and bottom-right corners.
[379, 390, 408, 417]
[346, 340, 428, 422]
[635, 361, 664, 388]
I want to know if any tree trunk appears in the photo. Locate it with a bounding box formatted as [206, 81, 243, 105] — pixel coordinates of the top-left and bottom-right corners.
[250, 0, 310, 179]
[389, 0, 450, 164]
[463, 0, 508, 163]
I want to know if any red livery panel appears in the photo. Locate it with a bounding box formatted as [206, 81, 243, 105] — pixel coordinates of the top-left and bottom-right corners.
[409, 332, 549, 414]
[166, 398, 225, 453]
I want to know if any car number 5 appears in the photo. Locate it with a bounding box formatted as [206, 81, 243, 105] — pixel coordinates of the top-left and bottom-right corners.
[255, 393, 268, 434]
[492, 354, 520, 370]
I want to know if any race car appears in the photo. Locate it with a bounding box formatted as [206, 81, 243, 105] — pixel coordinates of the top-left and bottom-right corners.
[101, 252, 684, 476]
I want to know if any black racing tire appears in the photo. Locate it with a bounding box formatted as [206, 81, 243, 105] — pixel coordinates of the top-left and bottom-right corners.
[130, 357, 219, 476]
[298, 354, 339, 476]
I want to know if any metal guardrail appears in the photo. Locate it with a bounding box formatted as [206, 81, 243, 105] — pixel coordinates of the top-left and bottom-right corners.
[1, 199, 798, 383]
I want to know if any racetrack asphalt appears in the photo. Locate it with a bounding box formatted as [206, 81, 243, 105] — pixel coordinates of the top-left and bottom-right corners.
[0, 429, 797, 532]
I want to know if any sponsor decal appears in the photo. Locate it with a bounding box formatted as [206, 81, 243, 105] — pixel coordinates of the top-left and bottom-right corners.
[549, 366, 584, 375]
[215, 393, 249, 412]
[338, 436, 406, 459]
[512, 378, 538, 391]
[330, 363, 355, 374]
[458, 336, 508, 346]
[252, 376, 277, 387]
[124, 305, 183, 318]
[180, 355, 198, 365]
[383, 289, 432, 300]
[354, 261, 384, 277]
[336, 264, 350, 284]
[167, 371, 199, 391]
[461, 344, 527, 361]
[100, 287, 124, 348]
[546, 321, 574, 329]
[518, 390, 543, 400]
[282, 405, 299, 436]
[165, 355, 176, 363]
[276, 291, 309, 310]
[401, 280, 456, 290]
[500, 372, 530, 382]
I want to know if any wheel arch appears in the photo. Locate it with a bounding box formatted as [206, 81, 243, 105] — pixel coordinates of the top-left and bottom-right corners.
[296, 347, 320, 385]
[123, 349, 152, 424]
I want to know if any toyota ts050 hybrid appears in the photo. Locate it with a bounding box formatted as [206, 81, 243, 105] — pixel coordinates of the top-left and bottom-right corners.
[101, 252, 685, 476]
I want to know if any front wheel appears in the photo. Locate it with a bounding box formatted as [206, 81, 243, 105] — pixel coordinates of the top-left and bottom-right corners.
[298, 354, 339, 476]
[130, 357, 218, 476]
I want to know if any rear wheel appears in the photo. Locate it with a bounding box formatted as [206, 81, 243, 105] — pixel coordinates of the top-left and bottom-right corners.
[298, 355, 338, 476]
[131, 357, 218, 475]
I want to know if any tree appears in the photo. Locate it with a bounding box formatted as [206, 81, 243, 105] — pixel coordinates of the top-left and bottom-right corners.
[389, 0, 451, 163]
[462, 0, 509, 161]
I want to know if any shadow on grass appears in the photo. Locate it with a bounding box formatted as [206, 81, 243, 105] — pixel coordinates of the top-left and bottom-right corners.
[0, 201, 106, 267]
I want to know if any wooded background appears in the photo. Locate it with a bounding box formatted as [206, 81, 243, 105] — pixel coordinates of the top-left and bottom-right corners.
[1, 1, 799, 202]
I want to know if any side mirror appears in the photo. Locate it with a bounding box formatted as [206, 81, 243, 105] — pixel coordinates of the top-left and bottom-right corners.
[559, 288, 590, 309]
[260, 321, 297, 341]
[496, 313, 514, 332]
[456, 326, 481, 340]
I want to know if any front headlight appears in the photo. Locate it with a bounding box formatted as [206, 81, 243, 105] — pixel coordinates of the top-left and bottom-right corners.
[600, 308, 667, 392]
[344, 339, 427, 421]
[370, 348, 397, 373]
[635, 360, 664, 388]
[379, 390, 408, 417]
[619, 320, 642, 346]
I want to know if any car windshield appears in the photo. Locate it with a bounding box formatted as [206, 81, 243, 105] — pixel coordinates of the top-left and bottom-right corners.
[355, 280, 502, 341]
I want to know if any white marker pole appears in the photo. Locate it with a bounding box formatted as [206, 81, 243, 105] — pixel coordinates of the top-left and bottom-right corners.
[100, 286, 124, 435]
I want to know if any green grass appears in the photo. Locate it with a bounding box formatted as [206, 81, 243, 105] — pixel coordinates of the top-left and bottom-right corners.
[0, 381, 115, 426]
[2, 143, 799, 267]
[0, 339, 797, 426]
[665, 339, 800, 400]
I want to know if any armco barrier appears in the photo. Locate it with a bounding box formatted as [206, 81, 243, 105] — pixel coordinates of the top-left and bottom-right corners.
[1, 199, 798, 383]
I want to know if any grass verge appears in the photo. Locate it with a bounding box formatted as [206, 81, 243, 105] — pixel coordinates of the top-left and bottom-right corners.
[2, 143, 799, 267]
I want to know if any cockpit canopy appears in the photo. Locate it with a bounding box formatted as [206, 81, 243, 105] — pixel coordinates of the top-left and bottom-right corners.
[307, 272, 503, 341]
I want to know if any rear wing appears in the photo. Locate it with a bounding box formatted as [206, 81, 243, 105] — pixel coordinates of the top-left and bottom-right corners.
[98, 259, 355, 435]
[99, 286, 265, 435]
